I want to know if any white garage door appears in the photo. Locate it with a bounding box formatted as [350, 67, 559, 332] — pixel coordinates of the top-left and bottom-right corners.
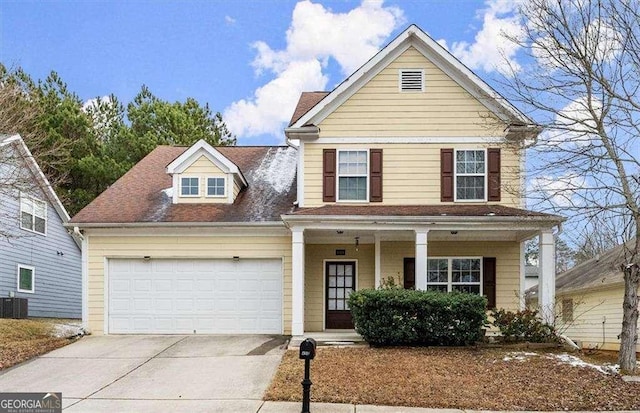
[108, 258, 282, 334]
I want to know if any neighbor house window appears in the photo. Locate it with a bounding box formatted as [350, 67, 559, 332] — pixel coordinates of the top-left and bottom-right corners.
[20, 196, 47, 235]
[455, 149, 486, 201]
[17, 265, 35, 293]
[337, 150, 368, 201]
[426, 257, 482, 294]
[180, 177, 199, 196]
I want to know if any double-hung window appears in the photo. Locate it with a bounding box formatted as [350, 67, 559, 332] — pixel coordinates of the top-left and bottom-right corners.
[426, 257, 482, 294]
[180, 177, 200, 196]
[207, 177, 225, 197]
[337, 150, 368, 201]
[455, 149, 486, 201]
[20, 196, 47, 234]
[17, 265, 35, 293]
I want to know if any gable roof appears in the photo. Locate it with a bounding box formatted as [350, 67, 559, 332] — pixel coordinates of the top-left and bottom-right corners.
[70, 145, 297, 225]
[0, 134, 72, 223]
[529, 239, 637, 295]
[166, 139, 248, 186]
[289, 92, 330, 126]
[287, 24, 531, 135]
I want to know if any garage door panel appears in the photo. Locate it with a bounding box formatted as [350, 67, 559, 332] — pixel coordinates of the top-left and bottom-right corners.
[109, 259, 282, 334]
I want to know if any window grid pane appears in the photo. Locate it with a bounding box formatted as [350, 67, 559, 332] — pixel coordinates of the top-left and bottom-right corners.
[338, 151, 367, 201]
[455, 150, 485, 200]
[207, 178, 225, 196]
[181, 177, 199, 196]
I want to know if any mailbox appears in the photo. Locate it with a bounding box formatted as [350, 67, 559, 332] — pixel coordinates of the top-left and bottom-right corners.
[299, 338, 316, 360]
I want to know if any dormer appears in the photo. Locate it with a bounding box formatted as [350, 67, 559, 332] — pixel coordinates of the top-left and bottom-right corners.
[166, 140, 247, 204]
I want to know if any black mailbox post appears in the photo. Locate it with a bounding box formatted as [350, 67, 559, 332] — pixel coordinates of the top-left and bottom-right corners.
[299, 338, 316, 413]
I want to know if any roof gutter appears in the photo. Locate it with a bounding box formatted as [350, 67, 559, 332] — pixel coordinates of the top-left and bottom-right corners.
[281, 214, 565, 225]
[284, 126, 320, 140]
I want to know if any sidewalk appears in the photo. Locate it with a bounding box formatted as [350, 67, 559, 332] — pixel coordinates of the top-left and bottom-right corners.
[259, 401, 638, 412]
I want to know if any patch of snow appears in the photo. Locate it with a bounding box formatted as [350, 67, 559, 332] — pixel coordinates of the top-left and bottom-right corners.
[53, 322, 88, 338]
[548, 353, 619, 375]
[162, 187, 174, 197]
[251, 147, 296, 194]
[502, 351, 538, 362]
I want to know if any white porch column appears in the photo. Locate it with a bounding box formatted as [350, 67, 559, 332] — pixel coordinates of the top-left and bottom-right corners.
[519, 241, 526, 310]
[538, 229, 556, 324]
[374, 233, 381, 288]
[291, 227, 305, 336]
[414, 229, 429, 290]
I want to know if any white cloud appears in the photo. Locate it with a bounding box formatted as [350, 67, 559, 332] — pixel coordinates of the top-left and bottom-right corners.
[538, 96, 602, 148]
[529, 174, 586, 208]
[448, 0, 524, 75]
[224, 0, 404, 141]
[81, 95, 111, 113]
[225, 15, 236, 25]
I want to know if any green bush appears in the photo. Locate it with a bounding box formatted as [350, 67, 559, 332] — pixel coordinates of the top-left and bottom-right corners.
[348, 288, 488, 346]
[491, 308, 558, 343]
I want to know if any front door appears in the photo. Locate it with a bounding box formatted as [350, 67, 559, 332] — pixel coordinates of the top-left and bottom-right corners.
[404, 257, 415, 289]
[325, 261, 355, 329]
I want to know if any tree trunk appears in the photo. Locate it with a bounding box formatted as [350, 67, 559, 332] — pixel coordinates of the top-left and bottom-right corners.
[618, 255, 640, 374]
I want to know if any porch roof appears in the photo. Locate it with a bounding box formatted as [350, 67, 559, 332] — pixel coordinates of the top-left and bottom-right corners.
[285, 204, 563, 221]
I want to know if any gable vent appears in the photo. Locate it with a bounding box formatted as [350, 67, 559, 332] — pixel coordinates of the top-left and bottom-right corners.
[400, 69, 424, 92]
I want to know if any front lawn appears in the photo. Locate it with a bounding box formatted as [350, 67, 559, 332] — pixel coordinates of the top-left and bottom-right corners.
[265, 347, 639, 411]
[0, 319, 77, 370]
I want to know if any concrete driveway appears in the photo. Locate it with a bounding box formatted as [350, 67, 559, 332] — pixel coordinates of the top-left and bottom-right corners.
[0, 335, 287, 412]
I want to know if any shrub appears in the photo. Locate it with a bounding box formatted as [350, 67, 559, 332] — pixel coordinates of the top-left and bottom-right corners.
[491, 308, 558, 343]
[348, 288, 487, 346]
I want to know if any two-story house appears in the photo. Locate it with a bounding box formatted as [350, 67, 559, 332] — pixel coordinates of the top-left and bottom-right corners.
[0, 134, 81, 318]
[69, 25, 563, 336]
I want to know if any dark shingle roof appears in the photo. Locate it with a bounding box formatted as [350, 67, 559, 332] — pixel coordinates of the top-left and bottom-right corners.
[287, 204, 562, 219]
[289, 92, 330, 126]
[71, 145, 297, 224]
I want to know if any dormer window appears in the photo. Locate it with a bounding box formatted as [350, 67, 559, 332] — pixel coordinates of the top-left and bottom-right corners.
[207, 177, 226, 197]
[399, 69, 424, 92]
[180, 177, 200, 197]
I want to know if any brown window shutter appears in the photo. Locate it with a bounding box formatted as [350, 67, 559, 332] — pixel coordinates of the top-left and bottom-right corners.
[323, 149, 336, 202]
[487, 148, 501, 201]
[483, 257, 496, 309]
[441, 148, 454, 202]
[369, 149, 383, 202]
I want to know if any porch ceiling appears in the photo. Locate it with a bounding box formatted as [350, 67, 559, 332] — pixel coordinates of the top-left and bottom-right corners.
[304, 229, 538, 244]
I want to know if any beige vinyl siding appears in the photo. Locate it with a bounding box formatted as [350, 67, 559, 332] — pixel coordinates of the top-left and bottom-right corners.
[304, 244, 374, 332]
[303, 143, 521, 207]
[318, 47, 505, 137]
[86, 234, 292, 335]
[178, 155, 229, 204]
[379, 241, 520, 310]
[233, 179, 241, 200]
[558, 286, 640, 352]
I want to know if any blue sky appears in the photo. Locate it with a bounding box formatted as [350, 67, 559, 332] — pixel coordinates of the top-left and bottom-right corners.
[1, 0, 523, 145]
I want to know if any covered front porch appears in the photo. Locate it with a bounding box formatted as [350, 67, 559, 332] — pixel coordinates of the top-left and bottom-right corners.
[283, 205, 563, 337]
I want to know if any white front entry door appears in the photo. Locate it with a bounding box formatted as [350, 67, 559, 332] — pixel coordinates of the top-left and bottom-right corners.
[108, 258, 282, 334]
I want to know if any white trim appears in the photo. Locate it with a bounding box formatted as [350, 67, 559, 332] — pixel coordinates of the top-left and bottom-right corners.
[104, 257, 109, 335]
[205, 176, 227, 198]
[414, 229, 429, 290]
[297, 141, 305, 207]
[166, 140, 247, 185]
[16, 264, 35, 294]
[308, 136, 507, 144]
[82, 226, 289, 237]
[19, 194, 47, 236]
[398, 68, 425, 92]
[172, 175, 179, 204]
[179, 176, 200, 197]
[322, 259, 358, 331]
[336, 149, 369, 203]
[289, 24, 530, 130]
[519, 241, 526, 310]
[82, 235, 89, 329]
[291, 227, 305, 336]
[453, 149, 488, 202]
[374, 233, 381, 288]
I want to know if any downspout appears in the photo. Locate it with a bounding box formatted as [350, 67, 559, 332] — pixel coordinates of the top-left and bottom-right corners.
[74, 227, 90, 332]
